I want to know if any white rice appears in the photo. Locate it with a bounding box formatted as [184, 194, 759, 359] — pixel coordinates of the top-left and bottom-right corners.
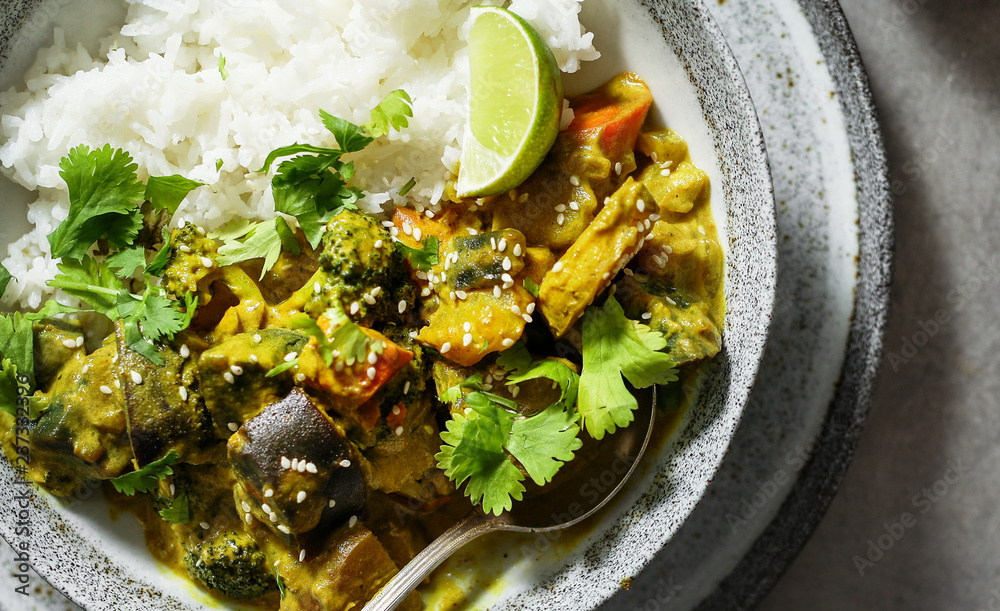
[0, 0, 598, 309]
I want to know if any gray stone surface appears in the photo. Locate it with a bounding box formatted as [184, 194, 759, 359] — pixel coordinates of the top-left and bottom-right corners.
[760, 1, 1000, 609]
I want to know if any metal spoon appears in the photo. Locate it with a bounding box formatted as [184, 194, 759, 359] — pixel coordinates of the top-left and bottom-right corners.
[362, 387, 657, 611]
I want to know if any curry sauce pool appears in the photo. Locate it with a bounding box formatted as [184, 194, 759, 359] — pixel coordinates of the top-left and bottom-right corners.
[0, 68, 724, 610]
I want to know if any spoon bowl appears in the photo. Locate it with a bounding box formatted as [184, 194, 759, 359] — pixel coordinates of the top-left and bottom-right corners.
[362, 387, 657, 611]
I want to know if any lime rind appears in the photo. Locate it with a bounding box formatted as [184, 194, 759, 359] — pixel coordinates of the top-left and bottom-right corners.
[456, 6, 563, 198]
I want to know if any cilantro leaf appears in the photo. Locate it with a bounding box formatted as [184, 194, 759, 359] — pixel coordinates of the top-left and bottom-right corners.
[49, 256, 124, 317]
[218, 54, 229, 80]
[394, 236, 439, 272]
[110, 450, 180, 495]
[158, 493, 191, 524]
[289, 314, 335, 367]
[144, 229, 174, 276]
[578, 296, 677, 440]
[265, 356, 299, 378]
[49, 144, 145, 259]
[522, 277, 540, 297]
[276, 573, 287, 599]
[145, 175, 206, 213]
[0, 264, 12, 299]
[436, 399, 525, 516]
[0, 313, 34, 416]
[216, 217, 301, 280]
[500, 350, 579, 412]
[106, 246, 147, 278]
[440, 372, 483, 405]
[320, 110, 372, 153]
[506, 401, 582, 486]
[362, 90, 413, 138]
[323, 302, 383, 366]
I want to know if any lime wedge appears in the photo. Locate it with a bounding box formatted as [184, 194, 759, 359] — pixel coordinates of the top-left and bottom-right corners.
[456, 6, 563, 198]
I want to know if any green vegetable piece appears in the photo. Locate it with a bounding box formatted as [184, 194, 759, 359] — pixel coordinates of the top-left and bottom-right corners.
[216, 217, 301, 280]
[49, 144, 145, 259]
[106, 246, 146, 278]
[522, 277, 540, 297]
[110, 449, 181, 495]
[0, 264, 12, 299]
[398, 177, 416, 196]
[183, 530, 276, 600]
[218, 54, 229, 80]
[578, 295, 677, 439]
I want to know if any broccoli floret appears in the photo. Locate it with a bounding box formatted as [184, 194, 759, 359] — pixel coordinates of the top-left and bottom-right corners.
[183, 530, 276, 600]
[161, 222, 219, 297]
[296, 209, 417, 326]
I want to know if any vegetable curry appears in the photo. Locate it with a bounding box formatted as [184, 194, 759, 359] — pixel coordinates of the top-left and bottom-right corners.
[0, 72, 724, 609]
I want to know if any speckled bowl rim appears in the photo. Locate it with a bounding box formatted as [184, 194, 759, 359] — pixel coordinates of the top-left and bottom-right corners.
[695, 0, 893, 608]
[0, 0, 778, 609]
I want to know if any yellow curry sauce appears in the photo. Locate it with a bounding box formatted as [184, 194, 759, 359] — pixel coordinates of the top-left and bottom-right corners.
[0, 72, 724, 610]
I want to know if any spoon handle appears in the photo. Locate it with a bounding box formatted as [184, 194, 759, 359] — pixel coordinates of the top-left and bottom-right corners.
[362, 511, 506, 611]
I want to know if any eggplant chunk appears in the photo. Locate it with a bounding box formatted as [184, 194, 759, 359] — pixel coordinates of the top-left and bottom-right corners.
[114, 323, 215, 466]
[198, 329, 308, 438]
[228, 389, 365, 558]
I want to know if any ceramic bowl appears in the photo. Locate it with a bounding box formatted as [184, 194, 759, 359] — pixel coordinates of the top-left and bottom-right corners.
[0, 0, 776, 609]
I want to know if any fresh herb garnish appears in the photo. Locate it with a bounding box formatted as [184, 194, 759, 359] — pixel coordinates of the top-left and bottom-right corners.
[0, 313, 34, 416]
[398, 177, 416, 197]
[214, 217, 301, 279]
[144, 175, 207, 214]
[578, 295, 677, 439]
[218, 54, 229, 80]
[522, 277, 540, 297]
[158, 493, 191, 524]
[394, 236, 439, 272]
[110, 450, 181, 495]
[322, 302, 384, 366]
[48, 144, 145, 259]
[0, 264, 12, 299]
[363, 90, 414, 138]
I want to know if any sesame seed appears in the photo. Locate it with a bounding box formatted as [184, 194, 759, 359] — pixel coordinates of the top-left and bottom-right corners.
[651, 152, 659, 162]
[284, 352, 297, 362]
[511, 304, 521, 315]
[661, 169, 671, 177]
[421, 287, 431, 297]
[278, 525, 291, 534]
[280, 456, 291, 469]
[340, 459, 352, 468]
[511, 385, 520, 398]
[644, 218, 652, 230]
[570, 201, 579, 211]
[130, 370, 143, 384]
[463, 322, 472, 332]
[493, 285, 502, 298]
[526, 303, 536, 314]
[224, 372, 235, 384]
[490, 237, 497, 250]
[249, 354, 259, 363]
[637, 199, 645, 212]
[115, 379, 120, 388]
[395, 426, 404, 436]
[112, 354, 118, 363]
[552, 262, 564, 273]
[602, 272, 610, 281]
[440, 342, 451, 354]
[169, 484, 175, 496]
[519, 193, 529, 203]
[228, 422, 238, 432]
[642, 312, 653, 320]
[299, 549, 306, 562]
[328, 499, 337, 508]
[374, 239, 383, 248]
[201, 257, 214, 268]
[81, 364, 90, 374]
[270, 513, 279, 523]
[502, 338, 514, 348]
[297, 491, 307, 504]
[62, 338, 77, 349]
[253, 334, 262, 343]
[570, 175, 580, 186]
[556, 213, 565, 225]
[398, 300, 407, 314]
[350, 301, 360, 315]
[231, 365, 243, 376]
[502, 257, 512, 271]
[513, 243, 522, 257]
[381, 220, 394, 228]
[390, 227, 399, 237]
[467, 228, 478, 235]
[463, 333, 472, 346]
[498, 238, 507, 251]
[265, 488, 274, 498]
[306, 462, 317, 473]
[295, 373, 306, 382]
[367, 352, 378, 365]
[402, 223, 412, 236]
[179, 344, 190, 358]
[615, 162, 623, 175]
[522, 314, 533, 323]
[363, 293, 375, 305]
[244, 513, 253, 524]
[290, 458, 299, 471]
[200, 522, 210, 530]
[413, 227, 422, 241]
[501, 273, 513, 284]
[349, 515, 358, 528]
[371, 286, 382, 297]
[650, 213, 662, 222]
[455, 290, 468, 300]
[178, 244, 191, 253]
[555, 204, 566, 212]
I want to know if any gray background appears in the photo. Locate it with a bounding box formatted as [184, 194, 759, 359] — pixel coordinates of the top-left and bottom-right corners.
[761, 0, 1000, 610]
